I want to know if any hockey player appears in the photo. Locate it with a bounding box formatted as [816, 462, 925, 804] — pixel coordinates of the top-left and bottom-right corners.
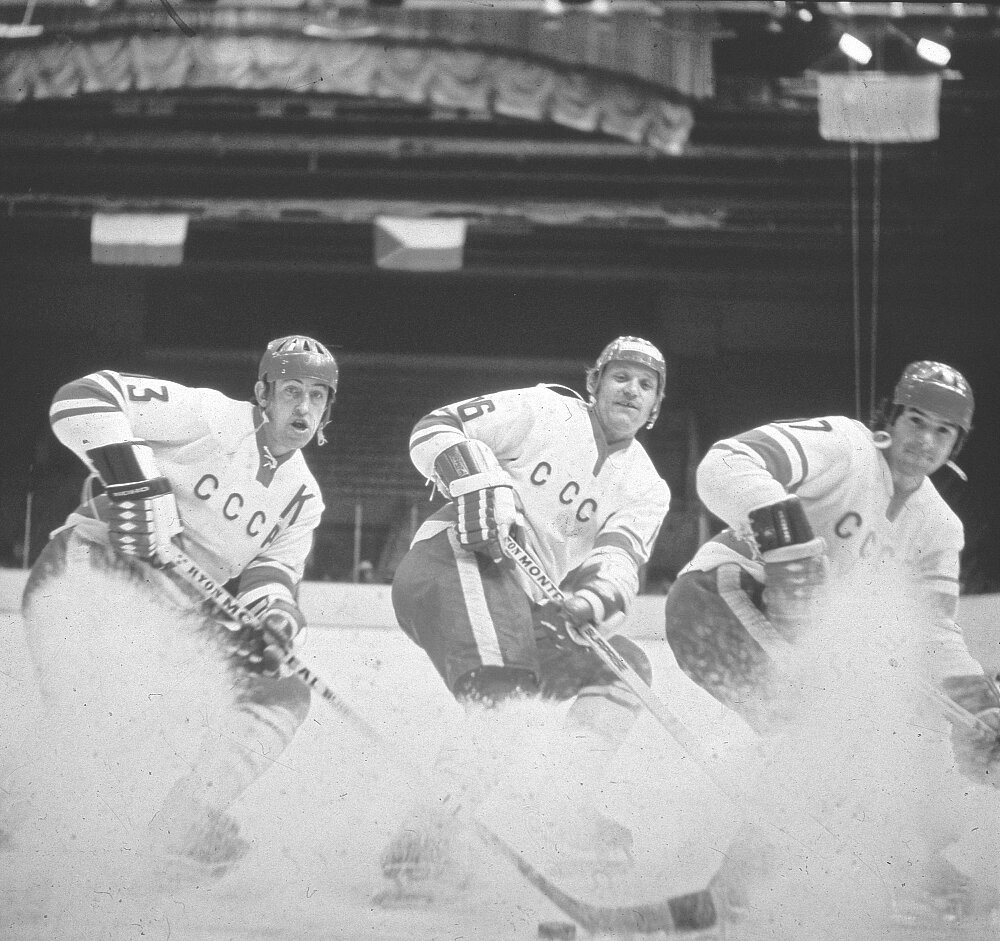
[19, 335, 337, 877]
[381, 336, 671, 898]
[664, 360, 1000, 927]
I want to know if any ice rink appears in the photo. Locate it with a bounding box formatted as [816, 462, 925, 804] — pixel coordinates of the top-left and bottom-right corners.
[2, 565, 999, 941]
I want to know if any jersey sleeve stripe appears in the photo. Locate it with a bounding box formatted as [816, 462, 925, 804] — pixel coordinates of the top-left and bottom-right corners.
[766, 425, 809, 488]
[410, 416, 465, 446]
[725, 426, 807, 489]
[50, 402, 123, 424]
[594, 531, 643, 564]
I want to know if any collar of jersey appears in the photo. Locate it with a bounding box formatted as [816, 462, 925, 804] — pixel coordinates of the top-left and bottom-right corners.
[588, 406, 631, 474]
[254, 405, 296, 484]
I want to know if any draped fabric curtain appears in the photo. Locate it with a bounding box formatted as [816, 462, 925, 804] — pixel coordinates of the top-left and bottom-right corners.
[0, 5, 717, 153]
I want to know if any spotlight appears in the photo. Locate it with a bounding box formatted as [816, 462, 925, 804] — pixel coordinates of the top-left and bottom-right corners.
[838, 32, 873, 65]
[916, 37, 951, 67]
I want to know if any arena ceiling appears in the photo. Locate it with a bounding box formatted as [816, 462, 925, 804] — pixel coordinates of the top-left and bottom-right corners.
[1, 1, 999, 275]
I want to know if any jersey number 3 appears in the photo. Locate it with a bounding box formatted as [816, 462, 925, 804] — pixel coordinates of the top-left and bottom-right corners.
[127, 383, 170, 403]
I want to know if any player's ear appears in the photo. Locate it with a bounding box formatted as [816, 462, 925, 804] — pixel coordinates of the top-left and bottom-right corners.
[254, 380, 270, 409]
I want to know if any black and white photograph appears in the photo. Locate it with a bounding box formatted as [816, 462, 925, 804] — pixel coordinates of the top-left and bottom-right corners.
[2, 1, 999, 939]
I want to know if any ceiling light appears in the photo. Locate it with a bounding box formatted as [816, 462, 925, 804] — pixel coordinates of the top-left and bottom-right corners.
[838, 32, 873, 65]
[916, 37, 952, 67]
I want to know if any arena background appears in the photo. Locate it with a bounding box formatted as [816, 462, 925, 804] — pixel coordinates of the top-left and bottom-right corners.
[2, 0, 1000, 596]
[2, 6, 1000, 938]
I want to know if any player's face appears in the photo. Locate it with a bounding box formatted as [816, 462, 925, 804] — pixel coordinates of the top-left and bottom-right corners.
[592, 362, 659, 444]
[887, 406, 960, 484]
[259, 378, 330, 455]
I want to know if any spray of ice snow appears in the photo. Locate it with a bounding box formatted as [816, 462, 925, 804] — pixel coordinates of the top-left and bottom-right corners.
[719, 558, 1000, 940]
[1, 559, 237, 940]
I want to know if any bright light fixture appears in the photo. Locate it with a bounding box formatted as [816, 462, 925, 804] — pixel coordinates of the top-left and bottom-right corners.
[838, 32, 873, 65]
[916, 37, 952, 67]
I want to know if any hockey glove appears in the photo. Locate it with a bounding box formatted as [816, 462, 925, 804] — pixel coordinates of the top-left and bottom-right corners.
[227, 598, 305, 677]
[434, 440, 517, 563]
[538, 595, 627, 649]
[749, 497, 827, 636]
[87, 442, 182, 562]
[941, 673, 1000, 789]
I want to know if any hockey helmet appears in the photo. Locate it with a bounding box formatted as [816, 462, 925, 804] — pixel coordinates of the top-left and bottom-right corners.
[893, 361, 973, 432]
[259, 335, 339, 395]
[588, 336, 667, 428]
[258, 335, 338, 445]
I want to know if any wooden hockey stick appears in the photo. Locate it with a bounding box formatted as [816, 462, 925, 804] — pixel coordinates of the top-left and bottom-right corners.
[154, 545, 395, 751]
[154, 543, 703, 932]
[501, 535, 881, 863]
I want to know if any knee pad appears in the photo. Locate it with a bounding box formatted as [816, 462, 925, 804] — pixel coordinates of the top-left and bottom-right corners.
[453, 666, 539, 708]
[609, 635, 653, 687]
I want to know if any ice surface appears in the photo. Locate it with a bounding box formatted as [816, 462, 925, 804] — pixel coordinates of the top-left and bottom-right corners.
[1, 561, 997, 940]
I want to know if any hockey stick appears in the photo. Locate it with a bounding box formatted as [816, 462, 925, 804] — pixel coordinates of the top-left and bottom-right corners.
[487, 829, 719, 935]
[157, 543, 695, 932]
[153, 545, 395, 751]
[501, 536, 884, 861]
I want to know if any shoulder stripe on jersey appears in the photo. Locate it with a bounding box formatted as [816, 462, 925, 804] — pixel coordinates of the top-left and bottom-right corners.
[726, 426, 808, 489]
[411, 415, 464, 443]
[50, 403, 122, 424]
[93, 370, 127, 398]
[52, 377, 122, 410]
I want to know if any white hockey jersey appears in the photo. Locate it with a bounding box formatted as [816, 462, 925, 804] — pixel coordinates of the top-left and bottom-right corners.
[687, 415, 963, 608]
[49, 370, 325, 605]
[408, 384, 671, 610]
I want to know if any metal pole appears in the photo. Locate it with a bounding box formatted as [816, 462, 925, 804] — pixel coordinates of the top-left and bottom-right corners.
[23, 489, 32, 569]
[352, 501, 362, 583]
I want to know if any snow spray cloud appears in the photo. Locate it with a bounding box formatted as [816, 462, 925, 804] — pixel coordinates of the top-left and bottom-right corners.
[726, 558, 995, 941]
[1, 556, 237, 940]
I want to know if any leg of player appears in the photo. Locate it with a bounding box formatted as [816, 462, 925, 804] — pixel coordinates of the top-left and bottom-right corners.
[520, 617, 657, 874]
[379, 529, 543, 904]
[377, 665, 540, 905]
[147, 672, 310, 880]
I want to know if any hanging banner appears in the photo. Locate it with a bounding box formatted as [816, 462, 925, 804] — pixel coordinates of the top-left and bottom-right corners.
[91, 213, 189, 266]
[374, 217, 467, 272]
[817, 72, 942, 143]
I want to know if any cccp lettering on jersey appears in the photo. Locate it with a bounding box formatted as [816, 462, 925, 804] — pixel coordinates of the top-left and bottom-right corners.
[193, 476, 317, 548]
[834, 511, 862, 538]
[529, 461, 598, 523]
[833, 510, 878, 562]
[195, 474, 271, 537]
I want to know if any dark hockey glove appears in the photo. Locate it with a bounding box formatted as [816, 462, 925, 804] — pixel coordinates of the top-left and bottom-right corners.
[87, 442, 182, 562]
[941, 673, 1000, 789]
[434, 440, 517, 562]
[749, 497, 827, 636]
[228, 599, 305, 677]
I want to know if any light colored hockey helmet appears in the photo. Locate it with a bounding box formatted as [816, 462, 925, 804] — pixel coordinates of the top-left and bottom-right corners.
[587, 335, 667, 428]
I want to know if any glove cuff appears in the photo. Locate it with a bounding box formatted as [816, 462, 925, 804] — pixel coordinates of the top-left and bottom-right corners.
[749, 497, 816, 555]
[449, 472, 513, 497]
[434, 440, 512, 498]
[761, 537, 826, 565]
[105, 476, 173, 502]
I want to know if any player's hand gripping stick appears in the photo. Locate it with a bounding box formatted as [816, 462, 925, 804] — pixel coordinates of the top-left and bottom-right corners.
[152, 545, 393, 749]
